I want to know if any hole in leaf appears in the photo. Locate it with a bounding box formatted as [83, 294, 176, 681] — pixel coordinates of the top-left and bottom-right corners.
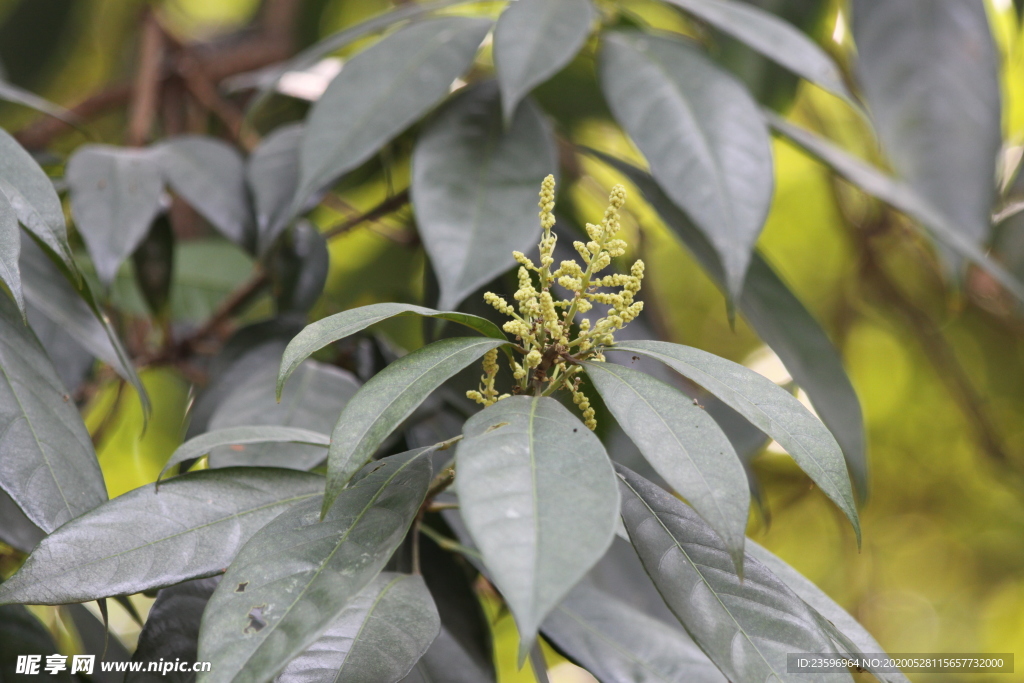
[235, 582, 248, 593]
[244, 605, 267, 633]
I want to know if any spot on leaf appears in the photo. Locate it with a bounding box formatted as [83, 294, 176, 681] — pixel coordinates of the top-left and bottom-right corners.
[244, 605, 267, 633]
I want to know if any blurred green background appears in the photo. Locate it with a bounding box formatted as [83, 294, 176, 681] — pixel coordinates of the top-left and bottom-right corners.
[4, 0, 1024, 680]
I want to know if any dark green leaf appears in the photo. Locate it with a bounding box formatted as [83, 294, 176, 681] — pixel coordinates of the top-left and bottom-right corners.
[197, 450, 432, 683]
[210, 360, 358, 471]
[65, 145, 164, 285]
[163, 427, 331, 479]
[587, 151, 868, 501]
[0, 605, 66, 682]
[0, 80, 77, 125]
[278, 303, 507, 399]
[132, 214, 175, 316]
[767, 113, 1024, 301]
[128, 578, 221, 683]
[455, 395, 619, 657]
[154, 136, 255, 250]
[324, 337, 505, 514]
[599, 31, 773, 300]
[412, 81, 557, 310]
[270, 221, 329, 314]
[662, 0, 853, 103]
[278, 573, 439, 683]
[583, 360, 749, 570]
[612, 340, 859, 542]
[61, 603, 131, 683]
[0, 291, 105, 533]
[296, 16, 492, 208]
[617, 466, 851, 683]
[247, 123, 302, 253]
[0, 189, 21, 314]
[542, 578, 726, 683]
[852, 0, 1000, 253]
[21, 237, 148, 410]
[245, 0, 476, 119]
[0, 468, 323, 604]
[0, 488, 43, 553]
[0, 127, 76, 273]
[493, 0, 595, 123]
[745, 541, 910, 683]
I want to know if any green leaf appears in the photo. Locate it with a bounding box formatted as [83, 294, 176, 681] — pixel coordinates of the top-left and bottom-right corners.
[65, 145, 164, 285]
[278, 573, 439, 683]
[611, 340, 859, 543]
[455, 395, 620, 657]
[0, 80, 77, 125]
[852, 0, 1001, 253]
[617, 466, 852, 683]
[154, 136, 255, 250]
[324, 337, 505, 515]
[599, 31, 773, 300]
[128, 577, 221, 683]
[211, 360, 359, 471]
[0, 291, 105, 534]
[767, 113, 1024, 302]
[278, 303, 507, 399]
[662, 0, 854, 104]
[21, 238, 149, 413]
[163, 427, 331, 479]
[493, 0, 595, 123]
[61, 603, 132, 680]
[0, 127, 76, 273]
[745, 541, 910, 683]
[0, 488, 43, 553]
[165, 239, 259, 323]
[542, 578, 727, 683]
[0, 468, 323, 604]
[296, 16, 492, 209]
[0, 605, 66, 682]
[247, 123, 303, 253]
[245, 0, 476, 119]
[412, 81, 557, 310]
[586, 151, 868, 501]
[0, 189, 22, 314]
[196, 450, 432, 683]
[583, 361, 749, 571]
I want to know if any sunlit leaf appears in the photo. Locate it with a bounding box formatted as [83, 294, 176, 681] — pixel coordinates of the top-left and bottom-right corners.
[211, 360, 358, 471]
[0, 128, 76, 273]
[617, 466, 852, 683]
[0, 291, 105, 533]
[852, 0, 1001, 253]
[197, 450, 432, 683]
[542, 578, 727, 683]
[324, 337, 505, 515]
[278, 303, 507, 399]
[278, 573, 439, 683]
[493, 0, 595, 123]
[65, 145, 164, 285]
[412, 82, 557, 310]
[587, 151, 868, 500]
[296, 16, 492, 209]
[599, 31, 773, 300]
[612, 340, 859, 542]
[583, 360, 749, 570]
[0, 468, 323, 604]
[662, 0, 854, 104]
[455, 395, 619, 657]
[154, 136, 255, 250]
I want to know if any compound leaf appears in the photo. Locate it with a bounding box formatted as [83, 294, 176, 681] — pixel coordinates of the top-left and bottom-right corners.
[196, 450, 432, 683]
[455, 396, 619, 658]
[0, 469, 323, 604]
[323, 337, 505, 515]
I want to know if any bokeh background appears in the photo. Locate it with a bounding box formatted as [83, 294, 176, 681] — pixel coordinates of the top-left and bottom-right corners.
[3, 0, 1024, 681]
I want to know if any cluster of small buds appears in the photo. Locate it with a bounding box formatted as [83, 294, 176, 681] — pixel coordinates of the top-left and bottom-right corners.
[471, 176, 645, 428]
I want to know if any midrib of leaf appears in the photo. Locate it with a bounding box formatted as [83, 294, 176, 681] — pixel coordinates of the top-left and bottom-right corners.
[527, 397, 541, 628]
[619, 475, 782, 680]
[0, 343, 74, 519]
[587, 364, 729, 536]
[236, 456, 421, 677]
[460, 109, 502, 288]
[511, 0, 563, 89]
[332, 574, 403, 679]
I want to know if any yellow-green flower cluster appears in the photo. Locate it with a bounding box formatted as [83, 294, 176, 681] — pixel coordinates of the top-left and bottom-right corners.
[468, 175, 645, 429]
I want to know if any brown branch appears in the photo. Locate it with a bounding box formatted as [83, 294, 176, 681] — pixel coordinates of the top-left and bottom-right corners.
[126, 12, 167, 146]
[322, 189, 411, 240]
[178, 54, 261, 151]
